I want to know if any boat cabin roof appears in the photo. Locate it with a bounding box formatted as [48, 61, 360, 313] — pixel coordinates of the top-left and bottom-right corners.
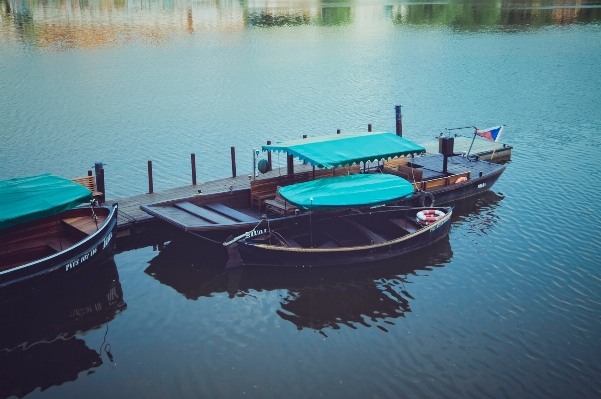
[262, 132, 425, 169]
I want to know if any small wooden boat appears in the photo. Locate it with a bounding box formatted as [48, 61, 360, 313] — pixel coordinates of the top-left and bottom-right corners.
[223, 173, 453, 268]
[225, 206, 452, 268]
[0, 174, 118, 288]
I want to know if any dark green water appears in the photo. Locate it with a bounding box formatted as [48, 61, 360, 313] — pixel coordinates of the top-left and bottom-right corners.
[1, 0, 601, 398]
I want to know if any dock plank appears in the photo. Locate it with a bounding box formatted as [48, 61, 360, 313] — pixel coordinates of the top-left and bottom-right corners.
[204, 203, 259, 223]
[175, 202, 237, 225]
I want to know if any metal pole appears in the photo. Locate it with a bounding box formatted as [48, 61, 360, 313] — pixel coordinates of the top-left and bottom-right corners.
[368, 124, 372, 132]
[252, 148, 256, 181]
[231, 147, 236, 177]
[147, 160, 153, 194]
[466, 132, 477, 159]
[267, 140, 272, 171]
[191, 153, 197, 185]
[287, 154, 294, 175]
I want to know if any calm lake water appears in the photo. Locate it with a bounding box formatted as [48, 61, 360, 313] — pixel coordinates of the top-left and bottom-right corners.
[2, 0, 601, 398]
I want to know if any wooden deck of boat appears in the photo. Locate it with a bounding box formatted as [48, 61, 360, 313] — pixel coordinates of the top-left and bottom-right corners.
[108, 163, 316, 236]
[108, 137, 510, 237]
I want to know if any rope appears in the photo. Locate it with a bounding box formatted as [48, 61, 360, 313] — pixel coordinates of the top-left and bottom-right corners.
[222, 217, 267, 246]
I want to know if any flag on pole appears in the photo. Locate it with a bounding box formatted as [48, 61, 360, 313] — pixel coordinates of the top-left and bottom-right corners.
[474, 125, 504, 142]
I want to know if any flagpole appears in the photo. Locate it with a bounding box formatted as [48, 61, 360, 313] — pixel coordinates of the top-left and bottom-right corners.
[489, 125, 505, 161]
[466, 129, 477, 159]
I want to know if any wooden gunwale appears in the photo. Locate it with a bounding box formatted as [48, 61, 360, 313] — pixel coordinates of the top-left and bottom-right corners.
[248, 207, 452, 253]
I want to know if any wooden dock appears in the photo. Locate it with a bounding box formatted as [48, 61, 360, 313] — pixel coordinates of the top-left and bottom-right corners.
[109, 137, 511, 238]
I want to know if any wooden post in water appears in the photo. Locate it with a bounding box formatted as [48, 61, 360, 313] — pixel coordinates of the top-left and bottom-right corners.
[88, 170, 93, 177]
[94, 162, 106, 204]
[147, 161, 154, 194]
[266, 141, 272, 171]
[230, 147, 236, 178]
[287, 154, 294, 175]
[368, 124, 372, 132]
[395, 105, 403, 137]
[191, 153, 197, 185]
[337, 129, 341, 134]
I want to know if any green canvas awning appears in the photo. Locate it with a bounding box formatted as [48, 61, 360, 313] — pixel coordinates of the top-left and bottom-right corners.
[262, 132, 425, 169]
[0, 174, 93, 229]
[278, 174, 415, 210]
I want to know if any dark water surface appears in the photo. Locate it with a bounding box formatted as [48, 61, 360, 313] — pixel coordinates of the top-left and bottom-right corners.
[2, 0, 601, 398]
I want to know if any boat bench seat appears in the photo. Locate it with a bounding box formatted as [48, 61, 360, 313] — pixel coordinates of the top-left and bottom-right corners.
[71, 175, 103, 199]
[204, 203, 258, 223]
[264, 191, 298, 216]
[174, 202, 237, 225]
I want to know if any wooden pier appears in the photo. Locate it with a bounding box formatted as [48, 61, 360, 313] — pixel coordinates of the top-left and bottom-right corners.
[107, 137, 511, 238]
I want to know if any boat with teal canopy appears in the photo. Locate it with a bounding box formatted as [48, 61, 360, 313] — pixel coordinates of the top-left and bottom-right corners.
[262, 132, 426, 169]
[278, 174, 415, 210]
[0, 174, 118, 288]
[0, 174, 93, 230]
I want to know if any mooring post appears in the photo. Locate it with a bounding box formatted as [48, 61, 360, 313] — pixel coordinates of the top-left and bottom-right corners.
[148, 160, 153, 194]
[266, 141, 272, 171]
[302, 135, 307, 164]
[395, 105, 403, 137]
[88, 170, 92, 177]
[287, 154, 294, 175]
[94, 162, 106, 204]
[191, 153, 197, 185]
[337, 129, 341, 134]
[231, 147, 236, 178]
[368, 124, 372, 132]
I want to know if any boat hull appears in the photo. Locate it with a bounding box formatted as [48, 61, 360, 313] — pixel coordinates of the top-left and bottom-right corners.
[0, 205, 118, 288]
[228, 207, 452, 268]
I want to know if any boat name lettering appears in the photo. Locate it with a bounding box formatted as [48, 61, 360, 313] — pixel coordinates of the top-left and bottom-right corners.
[245, 229, 266, 238]
[103, 232, 113, 249]
[65, 246, 98, 271]
[477, 183, 486, 189]
[429, 218, 447, 232]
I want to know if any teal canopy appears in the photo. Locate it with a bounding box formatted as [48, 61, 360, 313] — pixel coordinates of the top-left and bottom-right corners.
[262, 132, 425, 169]
[0, 174, 93, 229]
[278, 174, 415, 210]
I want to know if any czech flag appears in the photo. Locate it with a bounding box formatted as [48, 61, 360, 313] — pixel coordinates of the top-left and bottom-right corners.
[475, 125, 504, 142]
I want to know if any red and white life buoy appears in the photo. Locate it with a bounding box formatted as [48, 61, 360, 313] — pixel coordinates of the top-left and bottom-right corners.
[416, 209, 445, 225]
[455, 176, 467, 183]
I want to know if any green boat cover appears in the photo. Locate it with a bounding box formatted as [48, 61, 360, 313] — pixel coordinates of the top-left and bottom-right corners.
[262, 132, 425, 169]
[0, 174, 93, 229]
[278, 174, 415, 210]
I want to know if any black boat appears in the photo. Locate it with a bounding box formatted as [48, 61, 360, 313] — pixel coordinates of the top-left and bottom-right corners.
[226, 205, 452, 268]
[0, 174, 118, 288]
[140, 131, 503, 240]
[223, 173, 453, 268]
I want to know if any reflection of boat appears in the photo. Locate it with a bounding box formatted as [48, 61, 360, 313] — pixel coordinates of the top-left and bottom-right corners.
[0, 260, 126, 399]
[0, 174, 118, 287]
[141, 132, 504, 240]
[144, 232, 453, 331]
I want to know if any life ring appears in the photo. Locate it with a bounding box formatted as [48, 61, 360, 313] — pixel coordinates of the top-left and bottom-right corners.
[416, 209, 445, 225]
[455, 176, 467, 184]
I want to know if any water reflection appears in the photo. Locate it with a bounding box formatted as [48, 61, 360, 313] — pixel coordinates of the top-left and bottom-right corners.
[0, 261, 126, 399]
[1, 0, 600, 49]
[143, 190, 505, 331]
[144, 229, 452, 331]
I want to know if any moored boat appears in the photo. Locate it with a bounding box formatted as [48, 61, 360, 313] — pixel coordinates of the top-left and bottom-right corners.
[0, 174, 118, 287]
[141, 131, 502, 240]
[223, 174, 453, 268]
